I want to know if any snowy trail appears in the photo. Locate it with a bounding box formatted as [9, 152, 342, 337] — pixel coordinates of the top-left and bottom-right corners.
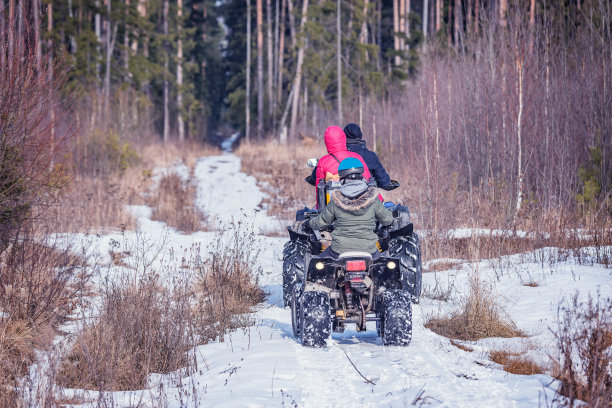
[64, 150, 612, 407]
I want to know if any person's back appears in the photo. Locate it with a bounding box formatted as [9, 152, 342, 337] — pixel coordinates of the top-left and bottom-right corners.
[343, 123, 391, 188]
[308, 158, 393, 258]
[313, 126, 373, 205]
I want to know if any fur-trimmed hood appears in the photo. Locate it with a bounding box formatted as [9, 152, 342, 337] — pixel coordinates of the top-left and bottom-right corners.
[331, 187, 379, 213]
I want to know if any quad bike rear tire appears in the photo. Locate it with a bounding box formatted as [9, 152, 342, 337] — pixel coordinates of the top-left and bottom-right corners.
[388, 234, 422, 303]
[300, 291, 331, 347]
[377, 289, 412, 346]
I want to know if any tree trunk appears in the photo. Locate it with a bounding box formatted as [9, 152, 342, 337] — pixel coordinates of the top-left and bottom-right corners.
[528, 0, 535, 52]
[7, 0, 13, 66]
[124, 0, 129, 73]
[377, 0, 382, 69]
[104, 0, 117, 122]
[246, 0, 252, 142]
[393, 0, 399, 64]
[276, 0, 286, 131]
[266, 0, 274, 124]
[499, 0, 507, 27]
[256, 0, 264, 137]
[435, 0, 441, 33]
[287, 0, 296, 50]
[17, 0, 23, 45]
[48, 2, 54, 147]
[95, 1, 101, 84]
[337, 0, 342, 122]
[422, 0, 428, 41]
[405, 0, 411, 46]
[177, 0, 185, 141]
[273, 0, 279, 129]
[399, 0, 405, 53]
[32, 0, 41, 74]
[0, 3, 4, 70]
[163, 0, 169, 143]
[359, 0, 369, 44]
[466, 0, 473, 34]
[289, 0, 309, 141]
[475, 0, 479, 34]
[454, 0, 461, 49]
[515, 56, 524, 215]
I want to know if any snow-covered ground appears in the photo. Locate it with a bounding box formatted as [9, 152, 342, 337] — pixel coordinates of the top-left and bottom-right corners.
[56, 149, 612, 408]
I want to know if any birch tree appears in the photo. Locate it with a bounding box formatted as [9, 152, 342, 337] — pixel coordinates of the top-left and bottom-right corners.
[177, 0, 185, 141]
[256, 0, 263, 137]
[289, 0, 309, 141]
[163, 0, 169, 143]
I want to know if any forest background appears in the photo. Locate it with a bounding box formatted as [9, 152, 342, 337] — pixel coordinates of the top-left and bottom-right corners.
[2, 0, 611, 229]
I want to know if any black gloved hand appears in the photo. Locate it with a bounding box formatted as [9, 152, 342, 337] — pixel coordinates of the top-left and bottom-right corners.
[298, 219, 311, 233]
[380, 180, 400, 191]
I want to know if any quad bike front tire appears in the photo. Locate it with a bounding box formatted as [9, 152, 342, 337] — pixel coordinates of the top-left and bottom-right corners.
[299, 291, 331, 347]
[377, 289, 412, 346]
[282, 241, 307, 307]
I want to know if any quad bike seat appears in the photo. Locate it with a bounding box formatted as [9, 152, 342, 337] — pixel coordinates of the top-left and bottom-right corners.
[338, 252, 372, 259]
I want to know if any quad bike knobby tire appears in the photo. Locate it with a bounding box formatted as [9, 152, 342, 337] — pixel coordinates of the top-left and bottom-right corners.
[388, 234, 422, 303]
[377, 289, 412, 346]
[291, 285, 302, 338]
[282, 241, 307, 307]
[299, 291, 331, 347]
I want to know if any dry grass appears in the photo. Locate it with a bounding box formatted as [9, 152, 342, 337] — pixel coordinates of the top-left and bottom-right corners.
[424, 260, 463, 273]
[56, 141, 219, 233]
[425, 272, 525, 341]
[58, 275, 194, 391]
[55, 173, 141, 233]
[193, 222, 266, 342]
[148, 173, 206, 233]
[449, 339, 474, 352]
[58, 222, 264, 392]
[488, 350, 544, 375]
[0, 239, 90, 406]
[552, 293, 612, 407]
[235, 139, 325, 220]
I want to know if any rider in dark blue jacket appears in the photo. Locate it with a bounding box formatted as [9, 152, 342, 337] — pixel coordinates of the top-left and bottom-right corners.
[307, 123, 394, 189]
[343, 123, 391, 188]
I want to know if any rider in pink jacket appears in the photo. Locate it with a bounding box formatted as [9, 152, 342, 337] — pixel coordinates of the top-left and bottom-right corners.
[314, 126, 373, 206]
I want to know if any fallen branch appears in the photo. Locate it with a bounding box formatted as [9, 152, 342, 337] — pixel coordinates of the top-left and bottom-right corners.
[343, 350, 376, 385]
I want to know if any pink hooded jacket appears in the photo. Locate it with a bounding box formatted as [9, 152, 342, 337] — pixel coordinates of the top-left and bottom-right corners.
[314, 126, 375, 205]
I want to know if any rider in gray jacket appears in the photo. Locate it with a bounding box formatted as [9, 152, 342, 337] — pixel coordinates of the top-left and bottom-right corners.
[308, 158, 393, 258]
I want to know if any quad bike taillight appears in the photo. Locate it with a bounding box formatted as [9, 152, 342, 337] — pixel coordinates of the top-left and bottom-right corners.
[346, 260, 366, 271]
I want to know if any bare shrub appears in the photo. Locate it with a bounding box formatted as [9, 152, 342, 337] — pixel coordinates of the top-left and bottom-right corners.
[425, 272, 524, 341]
[552, 293, 612, 407]
[422, 273, 456, 302]
[148, 173, 206, 233]
[193, 222, 266, 342]
[0, 238, 89, 407]
[57, 273, 194, 391]
[0, 3, 70, 253]
[488, 350, 544, 376]
[55, 175, 140, 233]
[58, 222, 264, 391]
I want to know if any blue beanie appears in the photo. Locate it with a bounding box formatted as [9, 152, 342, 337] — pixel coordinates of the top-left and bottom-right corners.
[338, 158, 364, 178]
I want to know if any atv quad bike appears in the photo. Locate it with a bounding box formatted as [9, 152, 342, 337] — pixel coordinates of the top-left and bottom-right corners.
[282, 162, 422, 347]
